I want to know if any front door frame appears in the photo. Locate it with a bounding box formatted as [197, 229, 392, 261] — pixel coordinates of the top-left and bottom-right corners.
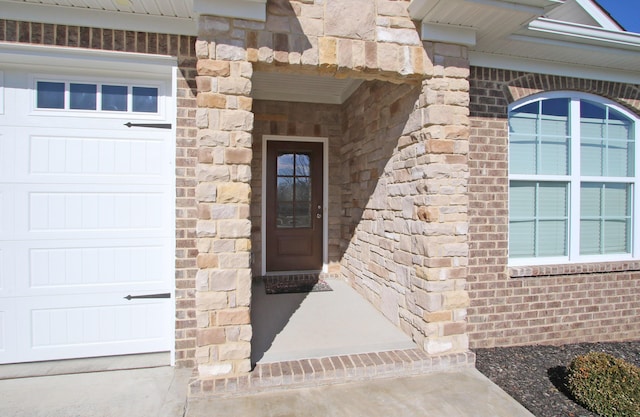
[261, 135, 328, 275]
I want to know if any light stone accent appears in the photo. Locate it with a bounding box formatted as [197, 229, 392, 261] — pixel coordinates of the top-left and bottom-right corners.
[194, 0, 472, 381]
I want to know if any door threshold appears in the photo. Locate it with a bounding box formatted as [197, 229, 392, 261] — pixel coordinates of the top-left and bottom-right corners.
[263, 270, 323, 277]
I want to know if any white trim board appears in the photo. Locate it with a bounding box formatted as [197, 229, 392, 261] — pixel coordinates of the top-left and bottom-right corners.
[261, 135, 329, 276]
[0, 1, 197, 36]
[469, 51, 640, 85]
[0, 42, 177, 78]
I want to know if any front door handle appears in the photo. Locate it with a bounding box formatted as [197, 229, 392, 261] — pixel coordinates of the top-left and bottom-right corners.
[316, 204, 322, 219]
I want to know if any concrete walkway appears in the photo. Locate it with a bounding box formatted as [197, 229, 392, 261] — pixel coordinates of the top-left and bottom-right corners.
[187, 368, 536, 417]
[0, 366, 535, 417]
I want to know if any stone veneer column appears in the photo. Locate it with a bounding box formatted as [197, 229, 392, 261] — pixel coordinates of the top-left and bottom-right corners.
[194, 16, 254, 377]
[410, 41, 471, 355]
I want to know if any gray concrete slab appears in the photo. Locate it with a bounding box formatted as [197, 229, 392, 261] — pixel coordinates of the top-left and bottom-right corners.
[252, 278, 417, 364]
[0, 366, 191, 417]
[186, 368, 536, 417]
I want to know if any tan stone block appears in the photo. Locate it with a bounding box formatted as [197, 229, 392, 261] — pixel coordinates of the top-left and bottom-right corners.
[216, 41, 247, 61]
[218, 252, 251, 269]
[196, 328, 226, 346]
[218, 342, 251, 361]
[198, 148, 213, 164]
[195, 183, 217, 202]
[196, 164, 230, 182]
[197, 60, 230, 76]
[239, 324, 252, 342]
[197, 129, 229, 146]
[443, 291, 470, 309]
[217, 183, 251, 204]
[219, 77, 251, 95]
[220, 110, 254, 132]
[197, 92, 227, 109]
[365, 41, 377, 69]
[209, 269, 237, 291]
[238, 96, 253, 111]
[319, 37, 337, 68]
[224, 148, 252, 164]
[325, 0, 375, 40]
[211, 204, 238, 220]
[195, 76, 212, 92]
[424, 310, 452, 323]
[235, 238, 251, 251]
[218, 219, 251, 238]
[236, 269, 252, 307]
[414, 289, 442, 312]
[426, 139, 455, 154]
[196, 220, 217, 238]
[424, 337, 453, 355]
[195, 40, 210, 59]
[337, 38, 353, 69]
[196, 253, 218, 268]
[217, 308, 250, 326]
[196, 291, 228, 311]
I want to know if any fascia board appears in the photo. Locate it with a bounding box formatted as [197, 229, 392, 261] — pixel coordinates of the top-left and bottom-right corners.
[193, 0, 267, 22]
[0, 42, 177, 76]
[408, 0, 561, 21]
[527, 18, 640, 49]
[470, 51, 640, 84]
[421, 22, 477, 46]
[574, 0, 622, 31]
[0, 1, 197, 36]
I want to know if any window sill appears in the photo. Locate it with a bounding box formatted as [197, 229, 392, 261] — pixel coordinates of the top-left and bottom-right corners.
[509, 260, 640, 278]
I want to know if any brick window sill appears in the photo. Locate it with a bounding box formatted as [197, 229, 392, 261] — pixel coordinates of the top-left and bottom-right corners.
[510, 260, 640, 278]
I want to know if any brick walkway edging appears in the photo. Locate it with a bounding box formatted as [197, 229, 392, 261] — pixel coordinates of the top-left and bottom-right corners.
[188, 349, 476, 398]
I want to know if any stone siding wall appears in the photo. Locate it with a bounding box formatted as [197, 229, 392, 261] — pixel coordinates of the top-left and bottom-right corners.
[467, 66, 640, 348]
[339, 40, 471, 355]
[0, 19, 199, 368]
[250, 100, 343, 276]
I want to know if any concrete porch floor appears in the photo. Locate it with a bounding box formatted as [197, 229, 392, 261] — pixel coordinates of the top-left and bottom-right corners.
[251, 277, 417, 364]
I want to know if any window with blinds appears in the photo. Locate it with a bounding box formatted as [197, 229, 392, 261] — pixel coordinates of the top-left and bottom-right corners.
[508, 93, 638, 265]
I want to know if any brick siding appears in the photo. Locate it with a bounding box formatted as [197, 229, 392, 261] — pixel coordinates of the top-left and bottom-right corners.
[468, 66, 640, 348]
[0, 19, 198, 367]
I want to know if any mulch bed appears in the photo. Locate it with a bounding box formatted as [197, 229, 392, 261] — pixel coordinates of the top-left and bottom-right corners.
[474, 340, 640, 417]
[263, 274, 332, 294]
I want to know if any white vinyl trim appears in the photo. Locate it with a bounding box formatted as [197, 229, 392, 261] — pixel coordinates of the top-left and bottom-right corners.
[0, 42, 177, 77]
[469, 51, 640, 85]
[508, 91, 640, 267]
[261, 135, 329, 276]
[574, 0, 622, 31]
[0, 1, 197, 36]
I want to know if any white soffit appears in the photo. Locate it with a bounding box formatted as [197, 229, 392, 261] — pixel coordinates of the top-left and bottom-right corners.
[0, 0, 197, 36]
[252, 72, 363, 105]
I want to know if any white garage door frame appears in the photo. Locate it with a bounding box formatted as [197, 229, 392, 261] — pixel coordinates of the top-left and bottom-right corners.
[0, 42, 178, 366]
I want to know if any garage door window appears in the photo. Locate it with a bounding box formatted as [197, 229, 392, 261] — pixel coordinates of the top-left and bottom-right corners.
[36, 80, 159, 114]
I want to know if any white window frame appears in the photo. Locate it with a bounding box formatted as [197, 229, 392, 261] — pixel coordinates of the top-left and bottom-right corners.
[508, 91, 640, 266]
[30, 73, 167, 120]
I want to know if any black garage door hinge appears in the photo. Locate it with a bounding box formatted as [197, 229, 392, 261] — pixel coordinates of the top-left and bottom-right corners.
[124, 122, 172, 129]
[124, 293, 171, 300]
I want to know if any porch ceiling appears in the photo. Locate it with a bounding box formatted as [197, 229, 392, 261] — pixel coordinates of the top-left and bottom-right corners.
[251, 71, 364, 105]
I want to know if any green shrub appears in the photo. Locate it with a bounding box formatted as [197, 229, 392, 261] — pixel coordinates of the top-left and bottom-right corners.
[566, 351, 640, 417]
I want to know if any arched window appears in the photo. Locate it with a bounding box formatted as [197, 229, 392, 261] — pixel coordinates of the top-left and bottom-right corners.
[508, 92, 639, 265]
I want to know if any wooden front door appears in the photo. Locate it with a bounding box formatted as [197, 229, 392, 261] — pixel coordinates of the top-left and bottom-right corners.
[266, 140, 323, 272]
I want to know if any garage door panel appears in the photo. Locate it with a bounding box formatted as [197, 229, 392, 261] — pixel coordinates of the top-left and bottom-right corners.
[9, 185, 172, 240]
[14, 294, 171, 363]
[1, 64, 175, 365]
[28, 245, 170, 291]
[28, 191, 167, 233]
[9, 239, 172, 297]
[28, 132, 168, 180]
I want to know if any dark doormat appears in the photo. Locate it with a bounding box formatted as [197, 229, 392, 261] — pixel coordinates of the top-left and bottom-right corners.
[263, 274, 332, 294]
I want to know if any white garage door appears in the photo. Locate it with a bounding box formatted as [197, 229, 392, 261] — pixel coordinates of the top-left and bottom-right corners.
[0, 54, 175, 364]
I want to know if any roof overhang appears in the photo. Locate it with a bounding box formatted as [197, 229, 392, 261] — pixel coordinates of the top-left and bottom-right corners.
[194, 0, 267, 22]
[409, 0, 640, 84]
